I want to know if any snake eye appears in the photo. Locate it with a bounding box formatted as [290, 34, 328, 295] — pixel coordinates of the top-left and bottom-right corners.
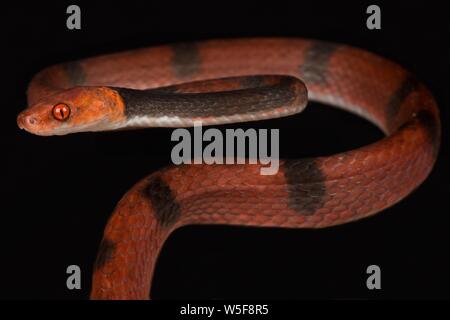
[52, 103, 71, 121]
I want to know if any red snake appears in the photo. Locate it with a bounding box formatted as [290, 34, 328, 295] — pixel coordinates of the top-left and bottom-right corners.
[16, 38, 440, 299]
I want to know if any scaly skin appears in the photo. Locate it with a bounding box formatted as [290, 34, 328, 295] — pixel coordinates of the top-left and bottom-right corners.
[16, 38, 440, 299]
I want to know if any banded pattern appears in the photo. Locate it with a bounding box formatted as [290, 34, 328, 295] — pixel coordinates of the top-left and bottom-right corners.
[18, 38, 440, 299]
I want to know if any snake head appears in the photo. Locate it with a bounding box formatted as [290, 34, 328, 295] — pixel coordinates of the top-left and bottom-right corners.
[17, 86, 126, 136]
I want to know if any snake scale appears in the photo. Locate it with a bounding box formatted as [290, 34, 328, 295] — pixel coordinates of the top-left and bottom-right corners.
[16, 38, 440, 299]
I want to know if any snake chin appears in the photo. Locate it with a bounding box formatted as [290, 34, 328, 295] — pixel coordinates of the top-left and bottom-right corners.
[50, 118, 125, 135]
[18, 113, 124, 136]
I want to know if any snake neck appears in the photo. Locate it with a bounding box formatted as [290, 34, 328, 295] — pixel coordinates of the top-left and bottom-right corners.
[112, 75, 307, 129]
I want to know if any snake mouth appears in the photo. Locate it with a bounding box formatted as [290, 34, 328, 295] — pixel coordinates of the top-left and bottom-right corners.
[18, 112, 125, 136]
[17, 115, 25, 130]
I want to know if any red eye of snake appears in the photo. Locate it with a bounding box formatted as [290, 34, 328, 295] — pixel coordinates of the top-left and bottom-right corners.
[52, 103, 71, 121]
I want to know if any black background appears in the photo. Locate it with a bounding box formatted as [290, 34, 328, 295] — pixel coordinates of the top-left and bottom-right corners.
[1, 1, 449, 300]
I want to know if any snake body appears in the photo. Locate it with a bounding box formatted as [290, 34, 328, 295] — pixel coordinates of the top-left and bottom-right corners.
[17, 38, 440, 299]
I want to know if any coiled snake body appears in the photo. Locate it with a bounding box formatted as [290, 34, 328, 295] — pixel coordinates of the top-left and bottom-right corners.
[17, 38, 440, 299]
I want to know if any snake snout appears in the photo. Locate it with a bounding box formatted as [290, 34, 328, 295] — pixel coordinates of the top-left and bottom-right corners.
[17, 112, 40, 132]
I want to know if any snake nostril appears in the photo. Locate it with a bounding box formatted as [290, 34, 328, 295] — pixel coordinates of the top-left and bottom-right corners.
[27, 116, 38, 126]
[17, 113, 40, 130]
